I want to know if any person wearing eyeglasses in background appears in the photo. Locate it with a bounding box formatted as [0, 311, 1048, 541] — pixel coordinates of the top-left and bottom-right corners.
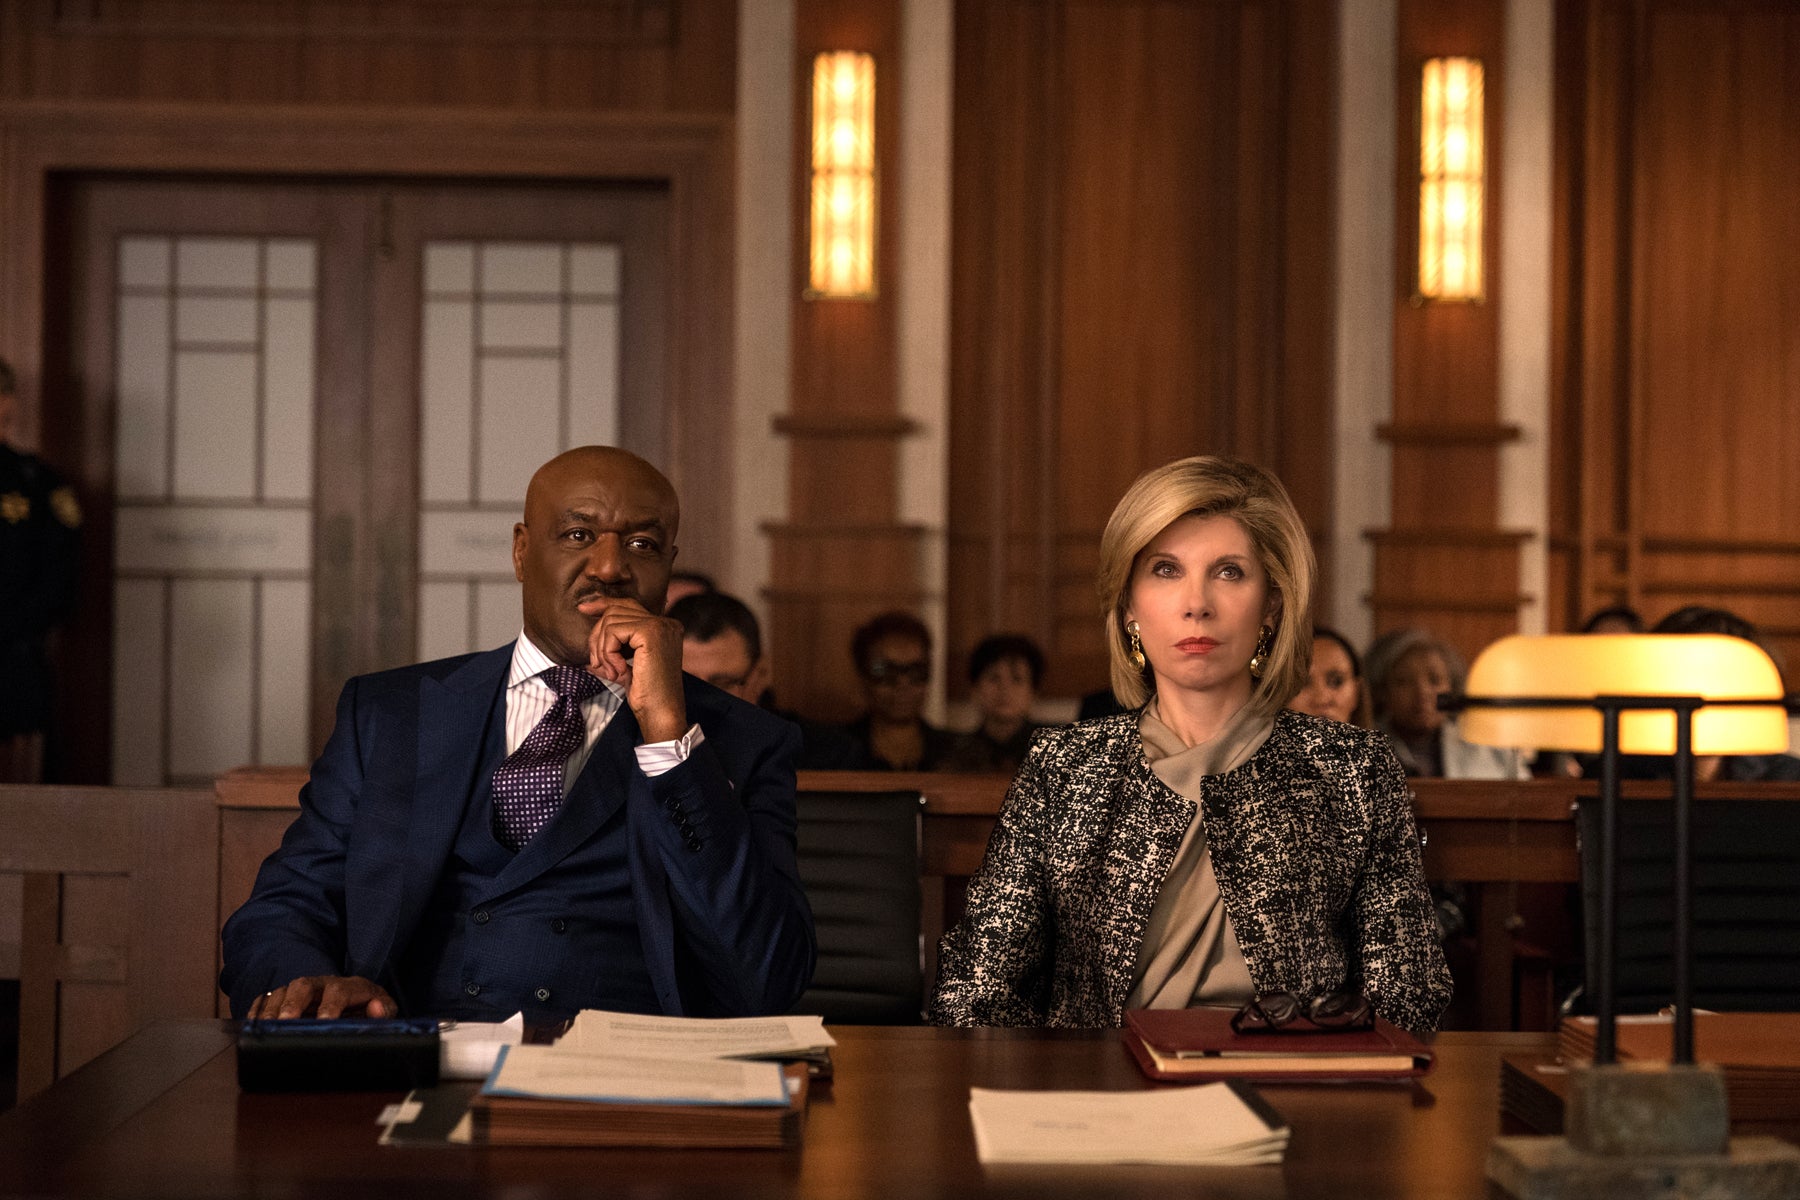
[670, 589, 867, 771]
[840, 611, 961, 772]
[930, 456, 1450, 1037]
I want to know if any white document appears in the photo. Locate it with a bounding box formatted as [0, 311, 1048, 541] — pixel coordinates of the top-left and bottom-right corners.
[484, 1043, 791, 1106]
[438, 1012, 525, 1080]
[968, 1084, 1289, 1166]
[560, 1009, 834, 1060]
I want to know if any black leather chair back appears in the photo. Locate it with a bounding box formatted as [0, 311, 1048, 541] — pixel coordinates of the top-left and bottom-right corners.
[1576, 794, 1800, 1013]
[789, 789, 924, 1024]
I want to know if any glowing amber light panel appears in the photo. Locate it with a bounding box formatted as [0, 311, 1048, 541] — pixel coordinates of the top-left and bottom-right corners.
[1460, 635, 1790, 756]
[807, 52, 876, 299]
[1418, 57, 1485, 301]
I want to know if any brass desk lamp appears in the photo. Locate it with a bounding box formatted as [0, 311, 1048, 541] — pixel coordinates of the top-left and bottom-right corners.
[1448, 634, 1800, 1198]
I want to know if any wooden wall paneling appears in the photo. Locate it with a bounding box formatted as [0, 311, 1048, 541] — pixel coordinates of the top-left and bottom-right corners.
[1554, 1, 1800, 648]
[1636, 6, 1800, 545]
[1273, 0, 1339, 615]
[1230, 4, 1275, 469]
[1367, 526, 1530, 666]
[768, 0, 910, 720]
[1057, 2, 1225, 510]
[1545, 0, 1586, 634]
[1371, 0, 1519, 669]
[947, 0, 1332, 702]
[1554, 0, 1639, 626]
[1584, 0, 1639, 619]
[0, 0, 732, 114]
[663, 1, 740, 114]
[945, 0, 1062, 695]
[1634, 0, 1800, 665]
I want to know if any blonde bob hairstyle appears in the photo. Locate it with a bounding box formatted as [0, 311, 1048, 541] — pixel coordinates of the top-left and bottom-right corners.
[1097, 456, 1315, 716]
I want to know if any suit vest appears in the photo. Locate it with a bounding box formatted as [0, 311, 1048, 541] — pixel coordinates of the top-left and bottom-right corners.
[394, 681, 659, 1020]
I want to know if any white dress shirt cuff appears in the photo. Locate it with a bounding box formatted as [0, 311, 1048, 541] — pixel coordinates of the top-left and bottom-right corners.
[634, 724, 706, 777]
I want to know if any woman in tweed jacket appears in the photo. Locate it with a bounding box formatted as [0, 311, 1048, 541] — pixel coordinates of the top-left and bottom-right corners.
[930, 458, 1451, 1036]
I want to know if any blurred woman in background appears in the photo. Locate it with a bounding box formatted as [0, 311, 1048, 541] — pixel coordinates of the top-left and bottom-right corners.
[1291, 626, 1370, 727]
[945, 634, 1047, 775]
[1366, 628, 1525, 780]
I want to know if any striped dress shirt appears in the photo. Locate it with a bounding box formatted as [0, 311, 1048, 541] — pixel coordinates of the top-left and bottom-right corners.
[505, 633, 702, 788]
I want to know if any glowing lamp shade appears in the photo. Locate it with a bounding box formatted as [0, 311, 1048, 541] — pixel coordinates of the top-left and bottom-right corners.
[1418, 56, 1485, 302]
[807, 51, 877, 299]
[1460, 634, 1789, 755]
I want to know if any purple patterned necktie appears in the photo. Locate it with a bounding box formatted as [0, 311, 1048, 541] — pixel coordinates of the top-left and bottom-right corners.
[491, 665, 607, 851]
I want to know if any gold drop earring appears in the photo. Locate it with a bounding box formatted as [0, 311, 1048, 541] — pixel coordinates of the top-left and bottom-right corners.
[1126, 620, 1147, 670]
[1248, 624, 1274, 679]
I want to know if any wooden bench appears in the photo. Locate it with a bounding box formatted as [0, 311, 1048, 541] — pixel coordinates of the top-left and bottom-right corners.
[0, 784, 218, 1100]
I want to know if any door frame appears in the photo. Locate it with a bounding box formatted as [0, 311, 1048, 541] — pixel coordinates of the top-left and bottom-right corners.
[1, 101, 733, 782]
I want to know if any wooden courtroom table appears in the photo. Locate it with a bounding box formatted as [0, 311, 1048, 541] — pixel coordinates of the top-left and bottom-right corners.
[0, 1021, 1554, 1200]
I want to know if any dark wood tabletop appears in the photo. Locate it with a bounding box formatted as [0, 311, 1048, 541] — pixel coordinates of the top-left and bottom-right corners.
[1, 1022, 1554, 1199]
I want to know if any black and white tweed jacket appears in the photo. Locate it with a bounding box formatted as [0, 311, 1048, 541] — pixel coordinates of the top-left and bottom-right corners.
[929, 708, 1453, 1036]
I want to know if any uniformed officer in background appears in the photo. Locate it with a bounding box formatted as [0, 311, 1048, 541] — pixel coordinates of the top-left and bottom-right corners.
[0, 357, 81, 783]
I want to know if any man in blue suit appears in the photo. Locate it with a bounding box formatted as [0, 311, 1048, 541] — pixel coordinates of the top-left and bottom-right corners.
[221, 446, 815, 1022]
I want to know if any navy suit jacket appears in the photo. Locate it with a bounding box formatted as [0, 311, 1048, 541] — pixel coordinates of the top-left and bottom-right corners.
[220, 644, 816, 1018]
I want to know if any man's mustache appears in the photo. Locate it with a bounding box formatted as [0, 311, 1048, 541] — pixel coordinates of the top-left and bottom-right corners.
[574, 583, 637, 605]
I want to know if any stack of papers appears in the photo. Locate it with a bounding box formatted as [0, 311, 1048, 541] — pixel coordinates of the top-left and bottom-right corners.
[486, 1044, 792, 1105]
[471, 1011, 833, 1149]
[475, 1046, 808, 1148]
[560, 1010, 834, 1062]
[968, 1081, 1290, 1166]
[383, 1010, 834, 1150]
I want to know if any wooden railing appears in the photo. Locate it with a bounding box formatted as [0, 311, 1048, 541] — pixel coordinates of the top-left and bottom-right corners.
[214, 769, 1800, 1031]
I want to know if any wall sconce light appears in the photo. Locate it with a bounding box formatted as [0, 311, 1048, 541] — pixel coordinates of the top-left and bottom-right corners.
[1417, 56, 1484, 302]
[806, 51, 877, 299]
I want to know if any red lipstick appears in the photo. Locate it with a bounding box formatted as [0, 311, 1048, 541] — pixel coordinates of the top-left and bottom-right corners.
[1175, 637, 1220, 655]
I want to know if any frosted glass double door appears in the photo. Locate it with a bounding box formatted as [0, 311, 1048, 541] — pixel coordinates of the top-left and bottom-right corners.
[64, 179, 668, 784]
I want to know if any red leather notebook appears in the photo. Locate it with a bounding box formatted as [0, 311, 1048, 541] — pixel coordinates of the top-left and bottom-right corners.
[1123, 1007, 1434, 1083]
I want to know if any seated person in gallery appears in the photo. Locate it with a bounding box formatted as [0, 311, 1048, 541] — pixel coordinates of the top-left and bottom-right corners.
[930, 456, 1452, 1036]
[942, 634, 1050, 775]
[1579, 604, 1643, 635]
[1290, 625, 1371, 727]
[221, 446, 815, 1022]
[669, 589, 866, 770]
[1367, 627, 1527, 780]
[1617, 605, 1800, 784]
[839, 611, 962, 771]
